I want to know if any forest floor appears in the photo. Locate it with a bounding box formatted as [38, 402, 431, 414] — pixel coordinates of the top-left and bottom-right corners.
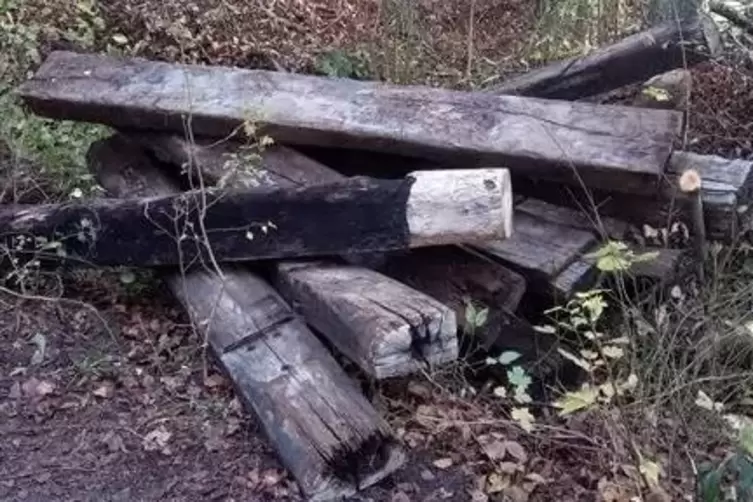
[3, 1, 753, 501]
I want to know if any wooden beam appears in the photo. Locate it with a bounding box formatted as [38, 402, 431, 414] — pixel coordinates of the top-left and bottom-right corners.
[19, 50, 683, 195]
[89, 135, 406, 500]
[511, 151, 753, 242]
[131, 134, 460, 379]
[491, 15, 720, 100]
[0, 166, 511, 267]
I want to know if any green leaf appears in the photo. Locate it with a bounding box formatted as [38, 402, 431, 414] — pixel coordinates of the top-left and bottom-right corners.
[553, 385, 599, 415]
[741, 425, 753, 457]
[497, 351, 522, 365]
[475, 307, 489, 327]
[507, 366, 532, 392]
[698, 465, 722, 502]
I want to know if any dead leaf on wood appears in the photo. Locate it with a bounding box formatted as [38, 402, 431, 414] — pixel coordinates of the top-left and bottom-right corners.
[433, 457, 453, 469]
[142, 425, 172, 454]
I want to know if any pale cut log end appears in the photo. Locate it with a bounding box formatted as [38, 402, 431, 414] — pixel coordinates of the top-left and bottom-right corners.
[679, 169, 702, 193]
[406, 168, 513, 247]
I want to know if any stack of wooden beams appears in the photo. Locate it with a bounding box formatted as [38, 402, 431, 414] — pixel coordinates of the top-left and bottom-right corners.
[10, 12, 753, 501]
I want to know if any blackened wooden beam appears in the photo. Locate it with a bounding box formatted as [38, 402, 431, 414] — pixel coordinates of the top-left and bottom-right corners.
[18, 50, 682, 195]
[0, 164, 511, 267]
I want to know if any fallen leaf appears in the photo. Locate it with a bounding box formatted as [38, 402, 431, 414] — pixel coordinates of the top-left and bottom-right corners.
[101, 431, 127, 453]
[477, 436, 507, 460]
[8, 382, 21, 399]
[504, 485, 530, 502]
[493, 386, 507, 398]
[639, 458, 661, 487]
[204, 374, 226, 389]
[469, 489, 489, 502]
[601, 345, 624, 359]
[93, 382, 115, 399]
[391, 491, 411, 502]
[503, 441, 527, 463]
[553, 385, 599, 415]
[420, 469, 435, 481]
[511, 407, 535, 432]
[498, 462, 520, 474]
[695, 390, 723, 412]
[111, 33, 129, 45]
[497, 351, 522, 365]
[407, 381, 431, 399]
[433, 457, 453, 469]
[22, 378, 56, 398]
[142, 425, 172, 453]
[485, 472, 509, 493]
[261, 469, 283, 487]
[29, 333, 47, 366]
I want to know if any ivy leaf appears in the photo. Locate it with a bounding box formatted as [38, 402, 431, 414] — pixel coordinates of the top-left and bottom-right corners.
[553, 385, 599, 415]
[511, 407, 535, 432]
[507, 366, 532, 392]
[497, 351, 522, 365]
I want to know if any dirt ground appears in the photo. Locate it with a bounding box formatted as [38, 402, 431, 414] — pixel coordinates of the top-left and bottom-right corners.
[5, 0, 753, 501]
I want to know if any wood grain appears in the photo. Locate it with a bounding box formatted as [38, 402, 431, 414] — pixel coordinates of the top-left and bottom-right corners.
[19, 50, 683, 194]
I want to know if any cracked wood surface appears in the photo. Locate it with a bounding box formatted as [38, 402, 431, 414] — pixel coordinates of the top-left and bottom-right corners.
[20, 50, 683, 195]
[90, 135, 405, 501]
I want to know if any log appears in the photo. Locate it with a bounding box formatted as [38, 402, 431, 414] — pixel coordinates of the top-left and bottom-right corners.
[511, 151, 753, 242]
[19, 50, 683, 195]
[491, 15, 720, 100]
[89, 135, 406, 501]
[274, 261, 457, 379]
[131, 134, 460, 379]
[0, 167, 512, 267]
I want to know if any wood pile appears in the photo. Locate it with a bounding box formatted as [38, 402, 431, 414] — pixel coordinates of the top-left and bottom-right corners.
[8, 12, 753, 501]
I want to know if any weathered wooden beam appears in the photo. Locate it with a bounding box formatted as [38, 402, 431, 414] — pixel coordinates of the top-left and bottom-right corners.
[274, 261, 457, 379]
[89, 135, 406, 501]
[131, 134, 460, 379]
[491, 15, 720, 100]
[0, 166, 511, 267]
[19, 50, 683, 194]
[511, 151, 753, 242]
